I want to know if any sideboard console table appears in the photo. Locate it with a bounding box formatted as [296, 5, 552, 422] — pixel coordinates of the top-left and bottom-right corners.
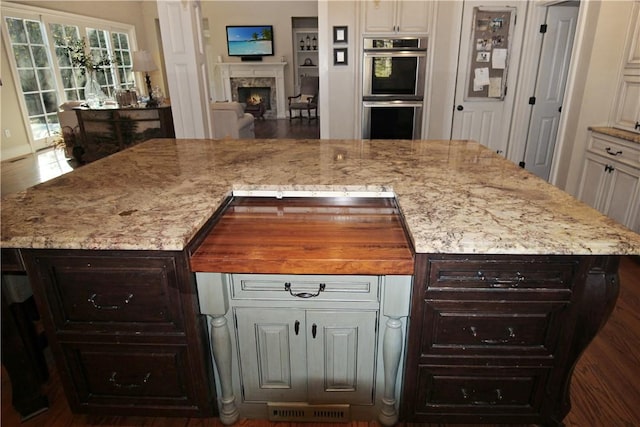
[75, 106, 174, 163]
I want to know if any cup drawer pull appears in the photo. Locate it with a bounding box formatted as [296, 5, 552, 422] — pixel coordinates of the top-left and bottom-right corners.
[477, 271, 525, 287]
[284, 282, 326, 298]
[109, 371, 151, 389]
[461, 387, 503, 405]
[88, 293, 134, 310]
[469, 326, 516, 344]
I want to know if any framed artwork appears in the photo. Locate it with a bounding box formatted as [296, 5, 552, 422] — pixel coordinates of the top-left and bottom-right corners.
[333, 48, 347, 65]
[333, 26, 348, 44]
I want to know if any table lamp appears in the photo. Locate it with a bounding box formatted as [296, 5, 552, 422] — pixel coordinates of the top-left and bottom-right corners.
[132, 50, 159, 108]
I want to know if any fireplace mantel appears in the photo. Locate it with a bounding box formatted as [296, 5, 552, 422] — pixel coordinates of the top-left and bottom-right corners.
[217, 62, 287, 119]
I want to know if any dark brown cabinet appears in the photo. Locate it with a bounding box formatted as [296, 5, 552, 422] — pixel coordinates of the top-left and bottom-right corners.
[402, 254, 620, 426]
[20, 249, 215, 417]
[75, 106, 174, 163]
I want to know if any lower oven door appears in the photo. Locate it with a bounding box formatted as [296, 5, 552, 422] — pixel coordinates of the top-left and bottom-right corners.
[362, 101, 423, 140]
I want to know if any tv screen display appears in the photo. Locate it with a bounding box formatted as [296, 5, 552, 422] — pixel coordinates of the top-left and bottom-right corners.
[226, 25, 274, 57]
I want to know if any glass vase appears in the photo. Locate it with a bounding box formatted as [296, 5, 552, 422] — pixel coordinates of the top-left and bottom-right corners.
[84, 71, 106, 108]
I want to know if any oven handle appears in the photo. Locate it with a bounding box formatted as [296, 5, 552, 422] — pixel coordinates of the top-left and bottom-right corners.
[364, 50, 427, 57]
[363, 100, 424, 108]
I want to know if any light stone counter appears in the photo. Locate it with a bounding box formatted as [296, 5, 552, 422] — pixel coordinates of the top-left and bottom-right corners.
[2, 138, 639, 254]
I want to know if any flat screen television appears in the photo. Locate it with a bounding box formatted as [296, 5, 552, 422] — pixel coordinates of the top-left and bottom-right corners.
[226, 25, 274, 58]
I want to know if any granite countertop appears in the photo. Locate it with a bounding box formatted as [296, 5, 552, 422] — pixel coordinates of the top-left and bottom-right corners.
[2, 139, 639, 255]
[589, 126, 640, 144]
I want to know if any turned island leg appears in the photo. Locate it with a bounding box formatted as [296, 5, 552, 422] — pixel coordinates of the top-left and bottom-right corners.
[379, 315, 403, 426]
[209, 314, 239, 425]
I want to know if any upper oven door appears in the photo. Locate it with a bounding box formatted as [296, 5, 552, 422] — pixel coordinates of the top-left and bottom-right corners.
[363, 51, 427, 99]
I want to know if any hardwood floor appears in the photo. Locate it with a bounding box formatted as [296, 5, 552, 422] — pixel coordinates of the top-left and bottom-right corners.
[2, 121, 639, 426]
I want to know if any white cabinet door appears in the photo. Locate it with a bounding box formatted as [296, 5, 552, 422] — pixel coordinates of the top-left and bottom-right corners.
[362, 0, 431, 34]
[396, 0, 432, 34]
[578, 152, 640, 229]
[362, 0, 397, 33]
[613, 73, 640, 132]
[578, 153, 609, 209]
[235, 308, 307, 402]
[306, 310, 377, 405]
[601, 161, 640, 227]
[235, 308, 377, 404]
[623, 1, 640, 68]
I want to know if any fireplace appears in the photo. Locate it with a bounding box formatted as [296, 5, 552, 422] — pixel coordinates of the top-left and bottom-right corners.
[217, 63, 287, 119]
[238, 86, 271, 119]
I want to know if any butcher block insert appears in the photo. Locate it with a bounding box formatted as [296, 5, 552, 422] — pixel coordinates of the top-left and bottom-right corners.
[190, 196, 414, 274]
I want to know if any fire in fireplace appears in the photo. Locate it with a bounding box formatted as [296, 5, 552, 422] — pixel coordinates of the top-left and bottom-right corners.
[238, 87, 271, 110]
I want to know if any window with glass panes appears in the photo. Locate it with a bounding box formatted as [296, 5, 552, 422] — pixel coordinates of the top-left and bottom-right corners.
[2, 5, 136, 143]
[5, 17, 61, 140]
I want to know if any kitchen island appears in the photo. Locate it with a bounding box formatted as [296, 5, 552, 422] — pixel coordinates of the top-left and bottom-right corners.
[2, 138, 639, 425]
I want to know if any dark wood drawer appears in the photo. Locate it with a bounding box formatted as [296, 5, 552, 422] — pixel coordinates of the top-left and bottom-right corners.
[415, 365, 548, 417]
[61, 342, 197, 413]
[426, 256, 577, 300]
[27, 252, 185, 333]
[420, 300, 567, 359]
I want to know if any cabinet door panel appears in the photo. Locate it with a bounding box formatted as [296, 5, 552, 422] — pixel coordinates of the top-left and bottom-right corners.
[397, 1, 432, 33]
[602, 162, 640, 226]
[578, 154, 608, 209]
[307, 310, 377, 404]
[235, 308, 306, 402]
[613, 74, 640, 131]
[362, 0, 397, 33]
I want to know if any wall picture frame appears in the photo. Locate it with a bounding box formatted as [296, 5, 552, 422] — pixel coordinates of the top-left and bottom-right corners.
[333, 48, 348, 66]
[333, 26, 348, 44]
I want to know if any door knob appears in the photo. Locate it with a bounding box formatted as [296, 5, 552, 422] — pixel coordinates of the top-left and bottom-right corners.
[456, 105, 464, 111]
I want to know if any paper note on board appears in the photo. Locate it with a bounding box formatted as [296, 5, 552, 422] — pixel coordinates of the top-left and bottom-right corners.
[474, 67, 490, 87]
[488, 77, 502, 97]
[492, 49, 507, 69]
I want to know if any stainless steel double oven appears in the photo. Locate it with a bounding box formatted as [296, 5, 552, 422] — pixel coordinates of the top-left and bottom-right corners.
[362, 36, 427, 139]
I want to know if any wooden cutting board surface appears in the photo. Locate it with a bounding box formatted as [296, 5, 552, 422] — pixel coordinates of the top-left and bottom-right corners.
[190, 197, 414, 275]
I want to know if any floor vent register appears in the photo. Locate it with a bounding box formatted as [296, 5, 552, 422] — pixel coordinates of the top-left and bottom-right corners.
[267, 403, 350, 422]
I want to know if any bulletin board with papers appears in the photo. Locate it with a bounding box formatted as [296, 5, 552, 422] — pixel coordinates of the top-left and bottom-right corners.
[466, 7, 514, 100]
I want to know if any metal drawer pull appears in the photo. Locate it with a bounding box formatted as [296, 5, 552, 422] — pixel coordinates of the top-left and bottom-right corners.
[294, 320, 300, 335]
[477, 271, 525, 287]
[284, 282, 326, 298]
[109, 371, 151, 389]
[312, 323, 317, 339]
[605, 147, 622, 156]
[469, 326, 516, 344]
[88, 293, 134, 310]
[461, 387, 503, 404]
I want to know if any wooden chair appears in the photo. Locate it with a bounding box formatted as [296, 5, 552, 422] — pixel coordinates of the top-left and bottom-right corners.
[288, 76, 318, 121]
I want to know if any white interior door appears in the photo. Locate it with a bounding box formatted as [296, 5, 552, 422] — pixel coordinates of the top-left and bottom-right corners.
[451, 1, 527, 156]
[523, 5, 578, 180]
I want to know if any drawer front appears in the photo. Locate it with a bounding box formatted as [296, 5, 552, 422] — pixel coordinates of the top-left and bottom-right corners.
[62, 343, 194, 408]
[31, 254, 184, 333]
[588, 132, 640, 169]
[427, 257, 576, 300]
[420, 300, 567, 358]
[230, 274, 379, 302]
[415, 365, 548, 415]
[118, 109, 160, 120]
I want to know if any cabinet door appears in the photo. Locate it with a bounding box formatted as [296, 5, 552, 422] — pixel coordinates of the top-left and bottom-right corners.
[613, 73, 640, 132]
[577, 154, 609, 210]
[601, 161, 640, 227]
[235, 308, 307, 402]
[362, 0, 397, 33]
[397, 0, 432, 33]
[623, 1, 640, 68]
[306, 310, 377, 405]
